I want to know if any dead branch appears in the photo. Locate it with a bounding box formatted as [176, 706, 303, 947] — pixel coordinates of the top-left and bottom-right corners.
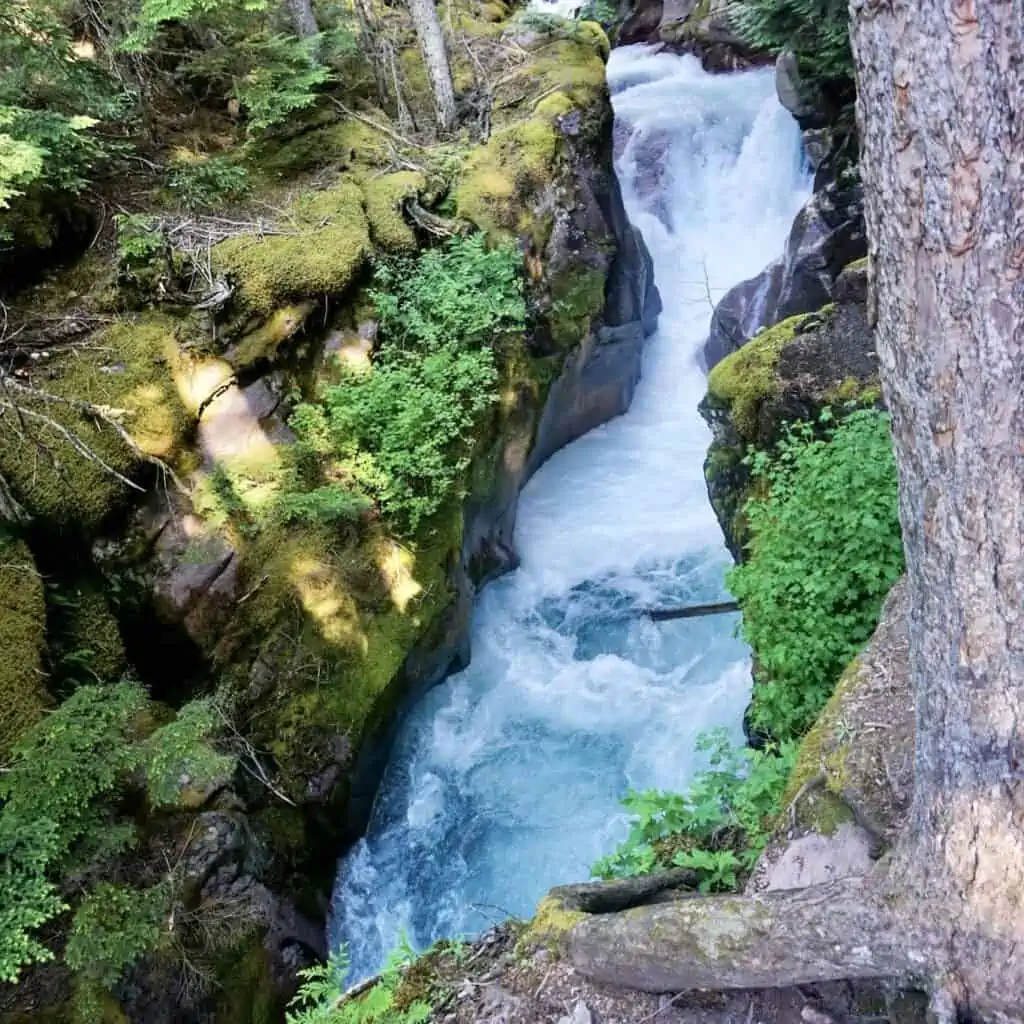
[212, 703, 297, 808]
[0, 374, 186, 494]
[328, 97, 428, 152]
[403, 197, 467, 237]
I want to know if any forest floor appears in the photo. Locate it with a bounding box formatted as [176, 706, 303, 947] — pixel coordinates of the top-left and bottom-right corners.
[401, 923, 921, 1024]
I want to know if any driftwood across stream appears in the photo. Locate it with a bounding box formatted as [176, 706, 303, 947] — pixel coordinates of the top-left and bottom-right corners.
[641, 601, 740, 622]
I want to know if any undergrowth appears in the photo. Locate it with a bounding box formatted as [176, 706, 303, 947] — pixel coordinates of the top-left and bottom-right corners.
[287, 940, 431, 1024]
[592, 730, 796, 890]
[0, 681, 233, 987]
[728, 408, 903, 740]
[285, 235, 525, 534]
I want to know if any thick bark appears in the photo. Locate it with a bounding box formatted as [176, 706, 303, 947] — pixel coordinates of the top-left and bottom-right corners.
[285, 0, 318, 38]
[852, 1, 1024, 1016]
[569, 4, 1024, 1016]
[406, 0, 457, 132]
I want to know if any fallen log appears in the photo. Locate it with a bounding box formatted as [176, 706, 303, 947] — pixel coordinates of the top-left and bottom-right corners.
[642, 600, 740, 622]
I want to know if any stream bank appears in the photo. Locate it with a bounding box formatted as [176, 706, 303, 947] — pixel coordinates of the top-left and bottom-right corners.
[0, 12, 657, 1023]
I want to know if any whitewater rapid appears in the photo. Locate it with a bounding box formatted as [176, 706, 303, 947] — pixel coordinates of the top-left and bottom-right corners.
[330, 45, 810, 980]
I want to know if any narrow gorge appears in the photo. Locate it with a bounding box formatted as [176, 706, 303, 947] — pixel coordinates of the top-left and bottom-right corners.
[7, 0, 1017, 1020]
[331, 43, 810, 979]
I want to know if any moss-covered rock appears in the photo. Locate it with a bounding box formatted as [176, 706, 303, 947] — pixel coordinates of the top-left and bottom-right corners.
[220, 508, 460, 801]
[0, 531, 49, 752]
[699, 260, 878, 559]
[225, 302, 316, 373]
[363, 171, 425, 253]
[250, 116, 389, 182]
[0, 314, 194, 532]
[52, 585, 127, 684]
[213, 180, 371, 328]
[455, 29, 608, 246]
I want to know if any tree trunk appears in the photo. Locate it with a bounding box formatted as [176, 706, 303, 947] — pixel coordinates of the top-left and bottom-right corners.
[406, 0, 457, 133]
[286, 0, 318, 38]
[851, 0, 1024, 1013]
[567, 3, 1024, 1017]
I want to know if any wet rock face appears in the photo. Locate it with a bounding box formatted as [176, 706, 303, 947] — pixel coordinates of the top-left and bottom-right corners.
[702, 176, 866, 372]
[699, 260, 877, 560]
[617, 0, 770, 72]
[457, 101, 662, 592]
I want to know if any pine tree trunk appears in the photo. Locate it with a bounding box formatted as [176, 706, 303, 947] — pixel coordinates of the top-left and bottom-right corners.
[406, 0, 457, 133]
[568, 3, 1024, 1017]
[286, 0, 318, 38]
[851, 0, 1024, 1014]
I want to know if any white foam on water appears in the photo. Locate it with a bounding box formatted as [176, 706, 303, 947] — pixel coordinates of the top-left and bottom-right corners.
[330, 45, 810, 980]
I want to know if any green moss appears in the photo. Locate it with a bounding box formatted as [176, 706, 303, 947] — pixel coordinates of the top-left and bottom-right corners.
[215, 937, 277, 1024]
[230, 507, 461, 798]
[0, 313, 194, 531]
[251, 117, 389, 181]
[227, 301, 315, 371]
[520, 894, 586, 951]
[456, 119, 561, 240]
[796, 789, 855, 837]
[549, 266, 607, 348]
[213, 180, 370, 322]
[56, 587, 126, 683]
[0, 531, 49, 753]
[825, 373, 883, 407]
[530, 36, 608, 109]
[363, 171, 425, 253]
[706, 313, 805, 441]
[782, 655, 863, 807]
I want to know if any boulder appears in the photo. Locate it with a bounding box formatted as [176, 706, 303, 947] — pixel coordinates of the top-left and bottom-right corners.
[699, 260, 877, 559]
[702, 177, 866, 371]
[616, 0, 663, 46]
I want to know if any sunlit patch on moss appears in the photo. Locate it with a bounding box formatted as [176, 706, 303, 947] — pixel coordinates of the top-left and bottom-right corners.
[0, 314, 194, 530]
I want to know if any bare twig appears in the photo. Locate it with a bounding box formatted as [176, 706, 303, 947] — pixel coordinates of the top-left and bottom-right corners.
[328, 97, 428, 152]
[212, 703, 297, 808]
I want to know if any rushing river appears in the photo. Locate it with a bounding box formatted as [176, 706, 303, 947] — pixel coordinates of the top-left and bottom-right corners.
[330, 44, 810, 980]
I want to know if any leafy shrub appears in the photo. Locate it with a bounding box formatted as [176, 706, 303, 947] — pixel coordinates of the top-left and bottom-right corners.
[0, 682, 235, 984]
[286, 236, 524, 534]
[288, 941, 431, 1024]
[578, 0, 617, 24]
[0, 2, 123, 244]
[593, 731, 796, 891]
[229, 34, 333, 134]
[731, 0, 853, 104]
[166, 157, 251, 209]
[143, 699, 235, 808]
[115, 214, 165, 267]
[275, 485, 374, 527]
[370, 234, 526, 353]
[309, 346, 498, 533]
[728, 409, 904, 740]
[65, 883, 168, 989]
[0, 683, 148, 982]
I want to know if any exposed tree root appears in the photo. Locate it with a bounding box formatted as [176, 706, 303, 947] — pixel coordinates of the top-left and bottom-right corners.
[567, 874, 926, 993]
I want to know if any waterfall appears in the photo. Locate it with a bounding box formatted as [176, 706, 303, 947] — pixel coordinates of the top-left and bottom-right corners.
[330, 44, 811, 982]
